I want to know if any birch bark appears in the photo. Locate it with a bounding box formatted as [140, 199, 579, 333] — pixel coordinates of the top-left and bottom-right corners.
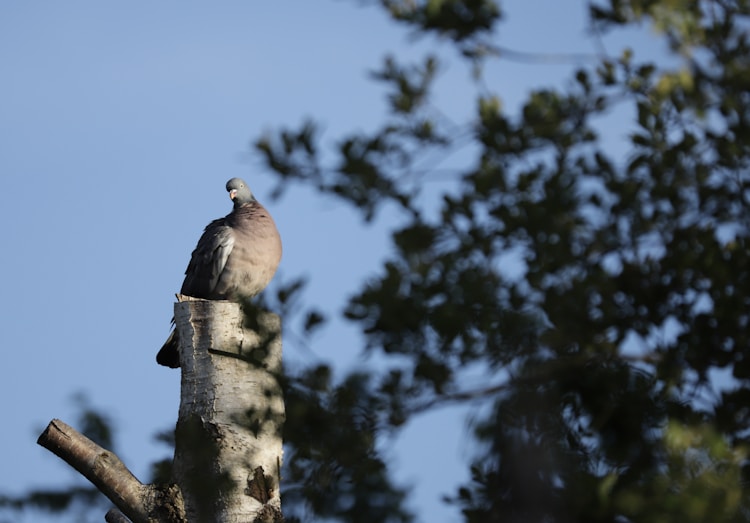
[172, 297, 284, 523]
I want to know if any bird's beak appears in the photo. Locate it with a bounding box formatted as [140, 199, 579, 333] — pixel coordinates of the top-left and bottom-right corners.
[229, 189, 238, 200]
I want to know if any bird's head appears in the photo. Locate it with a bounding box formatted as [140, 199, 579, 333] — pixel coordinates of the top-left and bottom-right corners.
[226, 178, 256, 207]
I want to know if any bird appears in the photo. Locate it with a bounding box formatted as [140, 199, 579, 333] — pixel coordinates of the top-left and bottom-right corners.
[156, 177, 282, 368]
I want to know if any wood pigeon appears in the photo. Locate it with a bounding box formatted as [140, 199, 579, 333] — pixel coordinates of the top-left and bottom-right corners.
[156, 178, 282, 368]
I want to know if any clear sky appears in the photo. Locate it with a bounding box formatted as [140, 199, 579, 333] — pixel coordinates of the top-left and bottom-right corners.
[0, 3, 664, 522]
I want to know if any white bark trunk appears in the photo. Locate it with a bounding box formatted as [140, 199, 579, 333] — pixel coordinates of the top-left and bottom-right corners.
[172, 296, 284, 523]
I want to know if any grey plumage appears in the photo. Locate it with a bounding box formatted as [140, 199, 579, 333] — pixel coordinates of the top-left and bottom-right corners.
[157, 178, 282, 368]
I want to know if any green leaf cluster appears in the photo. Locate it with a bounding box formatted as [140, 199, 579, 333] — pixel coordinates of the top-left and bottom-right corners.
[6, 1, 750, 522]
[260, 1, 750, 521]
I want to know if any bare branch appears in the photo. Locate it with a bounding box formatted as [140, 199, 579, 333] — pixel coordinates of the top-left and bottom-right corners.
[37, 419, 175, 523]
[105, 508, 132, 523]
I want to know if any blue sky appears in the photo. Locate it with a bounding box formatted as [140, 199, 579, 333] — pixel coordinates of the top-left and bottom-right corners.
[0, 2, 666, 522]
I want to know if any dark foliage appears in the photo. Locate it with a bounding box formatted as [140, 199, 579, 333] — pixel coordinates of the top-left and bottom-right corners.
[6, 1, 750, 522]
[259, 1, 750, 521]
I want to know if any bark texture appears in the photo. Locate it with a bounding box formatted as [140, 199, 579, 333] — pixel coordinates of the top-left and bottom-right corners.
[37, 419, 185, 523]
[38, 298, 284, 522]
[171, 296, 284, 523]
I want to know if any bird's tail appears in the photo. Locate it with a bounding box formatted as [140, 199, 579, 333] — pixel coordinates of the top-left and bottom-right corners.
[156, 330, 180, 368]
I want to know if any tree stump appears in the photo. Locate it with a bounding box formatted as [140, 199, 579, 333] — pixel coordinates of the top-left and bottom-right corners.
[38, 297, 284, 522]
[171, 296, 284, 523]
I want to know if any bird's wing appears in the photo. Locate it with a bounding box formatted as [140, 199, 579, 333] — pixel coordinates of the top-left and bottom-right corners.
[212, 203, 283, 299]
[180, 217, 236, 299]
